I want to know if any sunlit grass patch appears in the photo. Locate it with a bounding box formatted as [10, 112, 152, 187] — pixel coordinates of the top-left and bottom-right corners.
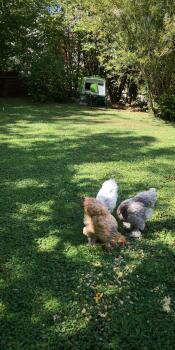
[36, 236, 60, 252]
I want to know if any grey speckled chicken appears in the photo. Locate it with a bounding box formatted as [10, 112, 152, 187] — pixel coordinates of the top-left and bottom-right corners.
[117, 188, 157, 238]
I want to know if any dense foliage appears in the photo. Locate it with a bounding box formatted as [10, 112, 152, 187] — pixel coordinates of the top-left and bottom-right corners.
[157, 94, 175, 122]
[1, 0, 175, 118]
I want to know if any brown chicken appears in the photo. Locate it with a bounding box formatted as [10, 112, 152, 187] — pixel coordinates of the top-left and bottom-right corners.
[83, 197, 126, 251]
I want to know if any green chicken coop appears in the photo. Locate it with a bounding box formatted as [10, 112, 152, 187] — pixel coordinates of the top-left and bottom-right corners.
[79, 76, 107, 107]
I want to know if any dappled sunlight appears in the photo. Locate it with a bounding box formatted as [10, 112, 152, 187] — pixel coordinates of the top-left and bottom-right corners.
[12, 201, 54, 219]
[40, 294, 61, 313]
[14, 179, 49, 189]
[0, 301, 7, 316]
[0, 99, 175, 349]
[52, 316, 89, 337]
[36, 236, 60, 253]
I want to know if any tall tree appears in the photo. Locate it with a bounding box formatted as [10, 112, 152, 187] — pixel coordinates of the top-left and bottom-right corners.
[86, 0, 175, 108]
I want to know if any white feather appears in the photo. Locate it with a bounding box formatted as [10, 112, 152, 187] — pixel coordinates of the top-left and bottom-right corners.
[96, 179, 118, 212]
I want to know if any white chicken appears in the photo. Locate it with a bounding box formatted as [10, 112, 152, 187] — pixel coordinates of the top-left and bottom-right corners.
[96, 179, 118, 213]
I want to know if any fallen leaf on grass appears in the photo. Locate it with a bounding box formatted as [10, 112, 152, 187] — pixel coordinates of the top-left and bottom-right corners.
[117, 271, 123, 279]
[107, 284, 116, 289]
[92, 262, 102, 267]
[95, 292, 103, 303]
[98, 311, 107, 318]
[53, 314, 59, 322]
[85, 316, 92, 321]
[139, 249, 144, 258]
[162, 296, 171, 313]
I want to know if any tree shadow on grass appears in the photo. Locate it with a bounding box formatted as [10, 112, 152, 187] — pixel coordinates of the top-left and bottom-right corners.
[55, 240, 175, 350]
[0, 98, 124, 127]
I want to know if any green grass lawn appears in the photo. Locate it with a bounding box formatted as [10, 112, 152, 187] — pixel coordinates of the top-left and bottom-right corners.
[0, 99, 175, 350]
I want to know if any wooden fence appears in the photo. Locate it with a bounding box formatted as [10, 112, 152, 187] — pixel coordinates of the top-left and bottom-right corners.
[0, 72, 27, 97]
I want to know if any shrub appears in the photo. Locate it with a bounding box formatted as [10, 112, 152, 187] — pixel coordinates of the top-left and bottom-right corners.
[27, 52, 66, 102]
[157, 94, 175, 122]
